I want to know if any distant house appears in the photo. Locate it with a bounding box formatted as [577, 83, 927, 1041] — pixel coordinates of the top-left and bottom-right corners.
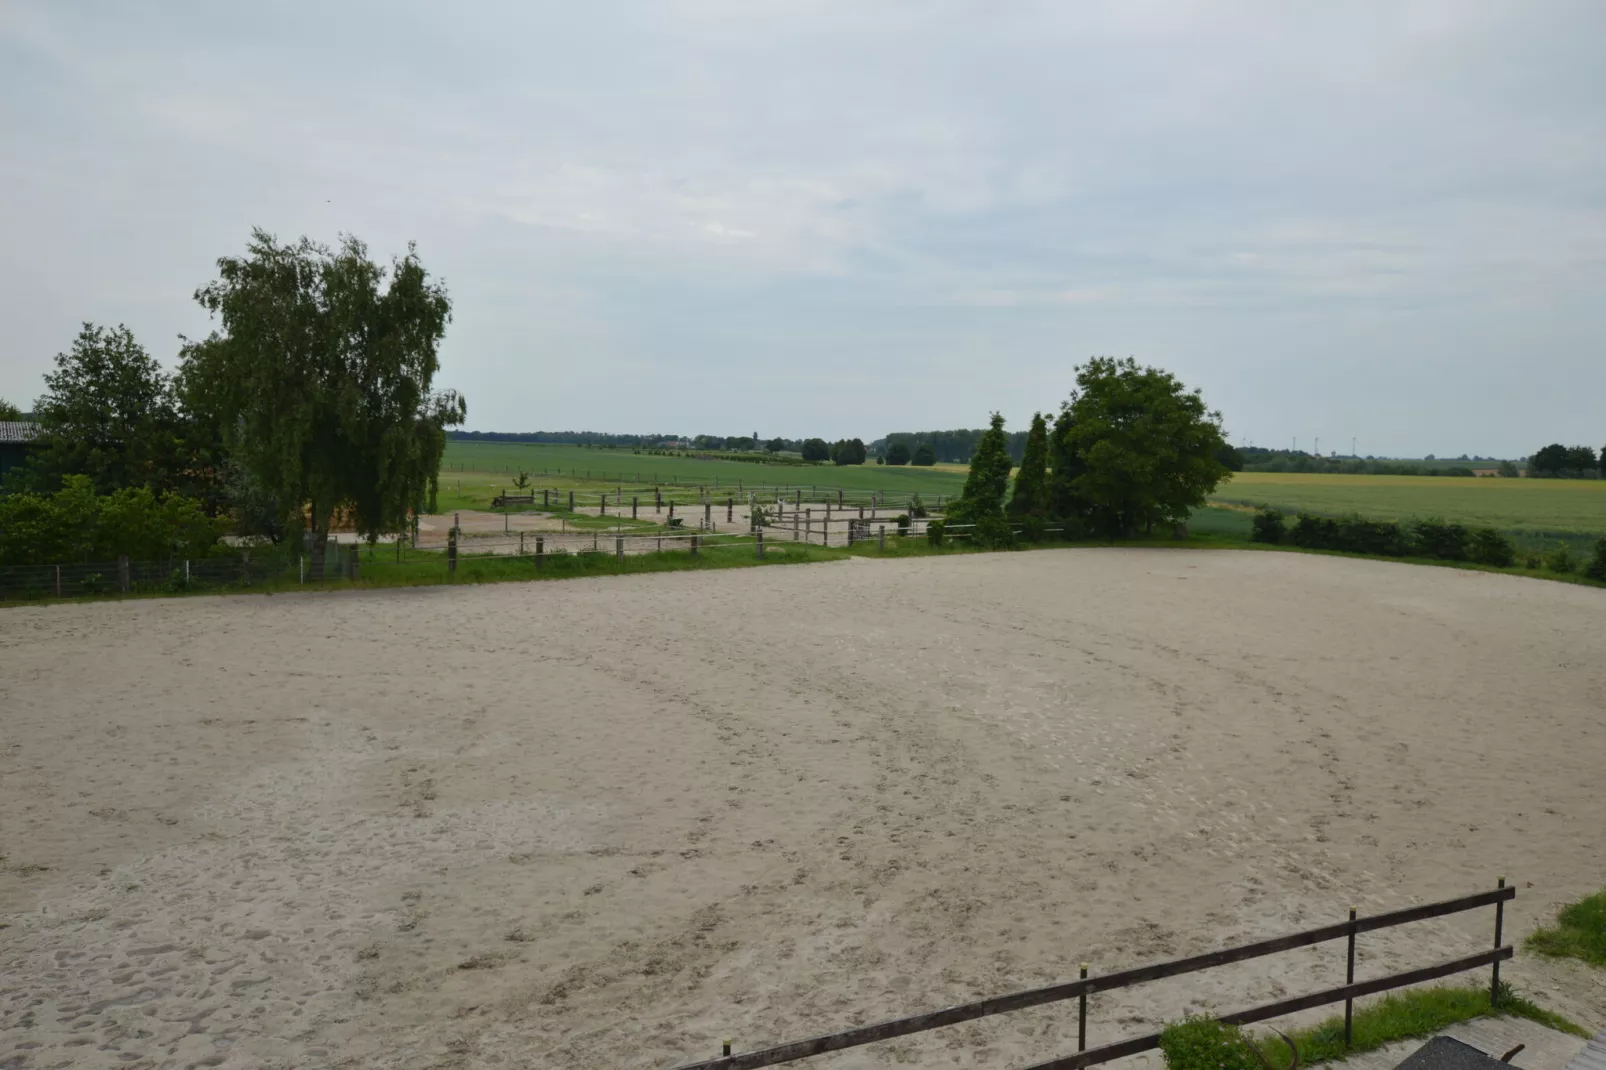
[0, 420, 41, 483]
[1470, 468, 1500, 477]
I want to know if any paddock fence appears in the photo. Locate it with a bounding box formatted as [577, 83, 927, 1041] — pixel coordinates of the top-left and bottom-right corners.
[670, 881, 1514, 1070]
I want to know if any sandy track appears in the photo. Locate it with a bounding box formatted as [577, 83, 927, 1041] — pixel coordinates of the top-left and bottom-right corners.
[1, 550, 1603, 1070]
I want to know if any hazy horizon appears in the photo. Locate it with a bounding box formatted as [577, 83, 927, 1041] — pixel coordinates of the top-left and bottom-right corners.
[3, 2, 1603, 458]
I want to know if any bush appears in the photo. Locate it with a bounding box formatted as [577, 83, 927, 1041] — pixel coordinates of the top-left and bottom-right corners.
[907, 494, 929, 519]
[1018, 515, 1046, 543]
[886, 442, 911, 466]
[1336, 516, 1410, 556]
[1251, 508, 1286, 544]
[926, 519, 945, 547]
[1411, 518, 1470, 560]
[1587, 539, 1606, 582]
[895, 513, 911, 537]
[1290, 512, 1338, 549]
[912, 443, 936, 466]
[1470, 528, 1516, 567]
[1544, 542, 1579, 574]
[968, 514, 1017, 550]
[1159, 1016, 1259, 1070]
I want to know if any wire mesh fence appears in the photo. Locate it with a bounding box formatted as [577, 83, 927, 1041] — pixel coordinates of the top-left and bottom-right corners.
[0, 543, 364, 602]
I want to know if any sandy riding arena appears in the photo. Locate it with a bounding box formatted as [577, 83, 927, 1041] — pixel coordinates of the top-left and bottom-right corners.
[2, 550, 1604, 1069]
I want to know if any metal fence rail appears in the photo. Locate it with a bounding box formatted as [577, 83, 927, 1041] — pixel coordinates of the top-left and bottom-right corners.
[671, 882, 1514, 1070]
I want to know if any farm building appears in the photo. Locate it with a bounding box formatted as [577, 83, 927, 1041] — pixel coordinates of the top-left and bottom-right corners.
[0, 420, 41, 484]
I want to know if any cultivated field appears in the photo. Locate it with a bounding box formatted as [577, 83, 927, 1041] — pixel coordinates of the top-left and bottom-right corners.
[1213, 472, 1606, 537]
[2, 553, 1603, 1070]
[440, 441, 968, 503]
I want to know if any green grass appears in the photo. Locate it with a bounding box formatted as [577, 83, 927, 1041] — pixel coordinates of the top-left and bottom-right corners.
[1526, 891, 1606, 968]
[442, 441, 969, 497]
[1250, 983, 1590, 1069]
[1214, 472, 1606, 540]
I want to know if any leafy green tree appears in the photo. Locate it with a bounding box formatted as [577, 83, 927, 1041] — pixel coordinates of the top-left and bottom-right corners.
[1007, 412, 1050, 522]
[0, 474, 223, 566]
[830, 438, 867, 465]
[885, 442, 911, 466]
[184, 229, 463, 578]
[1498, 460, 1520, 477]
[949, 413, 1011, 527]
[0, 398, 23, 421]
[1214, 443, 1244, 471]
[1566, 445, 1598, 474]
[1046, 407, 1088, 523]
[29, 323, 187, 495]
[1060, 357, 1228, 536]
[911, 442, 936, 466]
[800, 437, 829, 461]
[764, 437, 785, 453]
[1529, 443, 1570, 476]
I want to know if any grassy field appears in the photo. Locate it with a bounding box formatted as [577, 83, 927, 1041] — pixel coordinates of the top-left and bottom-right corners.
[1213, 472, 1606, 539]
[442, 441, 968, 497]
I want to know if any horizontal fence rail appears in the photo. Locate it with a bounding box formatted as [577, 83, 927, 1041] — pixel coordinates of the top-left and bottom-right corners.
[671, 883, 1514, 1070]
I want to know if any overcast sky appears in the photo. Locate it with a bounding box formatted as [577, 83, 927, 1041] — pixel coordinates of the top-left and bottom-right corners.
[2, 1, 1603, 456]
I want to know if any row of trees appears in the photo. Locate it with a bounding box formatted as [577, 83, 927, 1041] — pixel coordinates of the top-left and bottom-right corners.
[1529, 444, 1601, 478]
[2, 230, 465, 576]
[942, 357, 1229, 545]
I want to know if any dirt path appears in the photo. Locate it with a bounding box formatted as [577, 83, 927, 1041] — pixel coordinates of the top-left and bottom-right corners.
[2, 550, 1603, 1069]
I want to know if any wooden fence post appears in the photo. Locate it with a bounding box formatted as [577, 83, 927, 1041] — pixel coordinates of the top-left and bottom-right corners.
[633, 497, 639, 519]
[616, 536, 624, 562]
[1491, 877, 1505, 1007]
[727, 497, 733, 522]
[1344, 907, 1357, 1047]
[536, 536, 544, 567]
[601, 493, 608, 515]
[447, 530, 458, 575]
[569, 490, 575, 511]
[118, 555, 130, 593]
[543, 488, 550, 507]
[705, 502, 712, 530]
[756, 530, 764, 558]
[1079, 964, 1088, 1052]
[878, 525, 885, 550]
[691, 534, 699, 557]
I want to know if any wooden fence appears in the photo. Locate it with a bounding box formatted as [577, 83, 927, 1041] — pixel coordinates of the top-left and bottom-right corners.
[671, 882, 1513, 1070]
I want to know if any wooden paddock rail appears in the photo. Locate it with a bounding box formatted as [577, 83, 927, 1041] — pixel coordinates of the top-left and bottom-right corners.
[670, 882, 1514, 1070]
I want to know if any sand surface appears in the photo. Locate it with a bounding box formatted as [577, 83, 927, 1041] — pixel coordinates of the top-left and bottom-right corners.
[2, 549, 1604, 1070]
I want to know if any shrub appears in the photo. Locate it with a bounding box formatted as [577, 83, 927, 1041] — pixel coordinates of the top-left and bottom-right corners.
[968, 514, 1016, 550]
[912, 443, 936, 466]
[1333, 515, 1409, 556]
[1159, 1016, 1259, 1070]
[1470, 528, 1516, 567]
[1251, 508, 1286, 544]
[886, 442, 911, 466]
[1587, 539, 1606, 582]
[907, 494, 929, 519]
[1290, 512, 1338, 549]
[1018, 516, 1047, 543]
[1411, 518, 1470, 560]
[1545, 542, 1579, 574]
[926, 519, 945, 546]
[895, 514, 911, 537]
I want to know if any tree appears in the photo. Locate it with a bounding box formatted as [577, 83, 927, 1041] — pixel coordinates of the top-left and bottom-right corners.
[912, 443, 936, 466]
[1215, 443, 1244, 472]
[764, 437, 785, 453]
[886, 442, 911, 466]
[1008, 412, 1050, 521]
[830, 438, 867, 465]
[29, 323, 186, 495]
[1498, 460, 1520, 478]
[950, 413, 1012, 522]
[184, 229, 463, 578]
[800, 437, 830, 462]
[0, 398, 23, 421]
[1060, 357, 1228, 536]
[1565, 445, 1598, 474]
[1529, 444, 1569, 476]
[1046, 408, 1087, 523]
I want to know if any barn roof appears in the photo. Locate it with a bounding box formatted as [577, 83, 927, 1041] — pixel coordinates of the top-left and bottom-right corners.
[0, 421, 39, 443]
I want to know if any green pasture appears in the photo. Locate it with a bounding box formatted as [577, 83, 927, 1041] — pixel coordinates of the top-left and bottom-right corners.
[1213, 472, 1606, 538]
[441, 441, 968, 499]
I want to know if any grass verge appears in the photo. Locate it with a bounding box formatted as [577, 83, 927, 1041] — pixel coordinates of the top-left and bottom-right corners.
[1526, 891, 1606, 968]
[1251, 983, 1590, 1069]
